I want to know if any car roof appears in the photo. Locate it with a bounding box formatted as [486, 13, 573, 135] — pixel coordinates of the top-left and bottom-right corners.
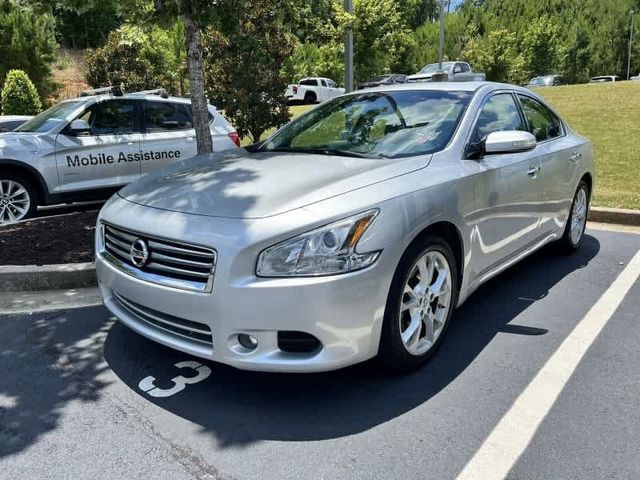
[352, 81, 509, 94]
[62, 93, 211, 107]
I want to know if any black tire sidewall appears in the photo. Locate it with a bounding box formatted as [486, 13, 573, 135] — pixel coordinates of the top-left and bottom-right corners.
[379, 235, 459, 370]
[0, 173, 37, 222]
[563, 181, 590, 250]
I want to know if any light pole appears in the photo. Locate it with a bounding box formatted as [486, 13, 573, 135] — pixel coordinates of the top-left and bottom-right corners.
[628, 11, 635, 81]
[344, 0, 354, 93]
[438, 0, 446, 71]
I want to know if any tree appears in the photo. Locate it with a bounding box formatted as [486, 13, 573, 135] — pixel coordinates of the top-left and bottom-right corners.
[176, 0, 213, 154]
[522, 16, 567, 77]
[84, 25, 183, 94]
[203, 0, 293, 142]
[334, 0, 415, 81]
[0, 1, 57, 102]
[463, 28, 526, 83]
[1, 69, 42, 115]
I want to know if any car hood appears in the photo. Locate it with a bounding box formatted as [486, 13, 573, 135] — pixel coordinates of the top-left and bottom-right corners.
[119, 149, 431, 219]
[0, 132, 54, 157]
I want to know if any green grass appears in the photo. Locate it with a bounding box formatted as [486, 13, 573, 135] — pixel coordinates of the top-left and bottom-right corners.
[535, 82, 640, 209]
[249, 83, 640, 209]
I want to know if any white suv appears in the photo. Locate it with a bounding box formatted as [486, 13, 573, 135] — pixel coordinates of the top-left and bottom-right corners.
[0, 88, 239, 224]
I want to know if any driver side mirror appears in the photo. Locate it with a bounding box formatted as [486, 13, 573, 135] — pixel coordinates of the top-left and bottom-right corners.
[68, 119, 91, 136]
[484, 131, 537, 154]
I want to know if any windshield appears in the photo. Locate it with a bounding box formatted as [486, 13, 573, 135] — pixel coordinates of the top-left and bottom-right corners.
[16, 101, 83, 133]
[529, 76, 552, 86]
[261, 90, 473, 159]
[419, 62, 454, 74]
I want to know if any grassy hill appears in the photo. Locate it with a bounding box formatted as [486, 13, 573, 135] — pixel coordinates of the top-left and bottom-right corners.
[279, 82, 640, 209]
[538, 82, 640, 210]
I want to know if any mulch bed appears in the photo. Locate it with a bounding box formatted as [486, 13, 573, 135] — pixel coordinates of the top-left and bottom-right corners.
[0, 210, 99, 266]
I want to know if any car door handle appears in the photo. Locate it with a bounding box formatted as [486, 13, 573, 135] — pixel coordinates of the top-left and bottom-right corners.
[569, 152, 582, 162]
[527, 165, 541, 177]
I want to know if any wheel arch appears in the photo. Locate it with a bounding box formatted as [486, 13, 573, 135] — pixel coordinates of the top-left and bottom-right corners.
[407, 221, 465, 290]
[0, 159, 49, 205]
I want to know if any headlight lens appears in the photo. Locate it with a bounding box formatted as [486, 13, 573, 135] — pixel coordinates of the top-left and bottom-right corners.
[257, 210, 381, 277]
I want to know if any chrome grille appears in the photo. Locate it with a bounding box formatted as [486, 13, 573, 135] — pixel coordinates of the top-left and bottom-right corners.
[114, 293, 213, 348]
[101, 222, 216, 292]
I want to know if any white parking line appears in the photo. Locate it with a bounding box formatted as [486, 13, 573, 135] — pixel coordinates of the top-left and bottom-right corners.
[456, 249, 640, 480]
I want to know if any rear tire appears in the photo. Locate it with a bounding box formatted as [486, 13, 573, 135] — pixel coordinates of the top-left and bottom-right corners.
[0, 173, 37, 225]
[558, 180, 590, 254]
[303, 92, 317, 104]
[379, 235, 459, 372]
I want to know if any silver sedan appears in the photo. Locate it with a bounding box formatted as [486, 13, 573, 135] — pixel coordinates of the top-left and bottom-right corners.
[95, 82, 594, 372]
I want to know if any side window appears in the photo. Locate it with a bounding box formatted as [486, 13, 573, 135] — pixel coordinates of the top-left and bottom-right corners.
[473, 94, 526, 143]
[300, 79, 318, 86]
[80, 100, 137, 135]
[461, 63, 471, 73]
[145, 102, 193, 132]
[453, 63, 463, 74]
[518, 95, 563, 142]
[328, 80, 337, 89]
[321, 79, 328, 87]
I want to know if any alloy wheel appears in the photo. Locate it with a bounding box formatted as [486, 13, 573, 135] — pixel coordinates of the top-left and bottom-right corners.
[399, 251, 453, 356]
[0, 179, 31, 224]
[570, 187, 588, 245]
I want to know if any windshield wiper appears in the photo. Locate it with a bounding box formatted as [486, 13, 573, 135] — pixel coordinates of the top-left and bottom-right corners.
[264, 147, 387, 159]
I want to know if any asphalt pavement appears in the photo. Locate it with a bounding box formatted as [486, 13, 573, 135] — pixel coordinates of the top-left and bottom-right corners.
[1, 226, 639, 480]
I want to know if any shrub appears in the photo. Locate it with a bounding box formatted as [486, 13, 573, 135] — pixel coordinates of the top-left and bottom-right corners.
[1, 70, 42, 115]
[84, 24, 184, 95]
[0, 1, 58, 103]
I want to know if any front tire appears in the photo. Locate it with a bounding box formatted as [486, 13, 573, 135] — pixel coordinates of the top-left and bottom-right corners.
[379, 235, 459, 371]
[559, 181, 590, 253]
[0, 174, 37, 225]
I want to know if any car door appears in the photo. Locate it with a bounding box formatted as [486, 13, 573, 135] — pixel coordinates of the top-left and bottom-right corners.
[139, 100, 198, 175]
[55, 99, 142, 192]
[468, 92, 545, 275]
[517, 94, 582, 238]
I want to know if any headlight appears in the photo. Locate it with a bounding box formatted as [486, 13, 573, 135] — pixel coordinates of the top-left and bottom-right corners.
[256, 210, 381, 277]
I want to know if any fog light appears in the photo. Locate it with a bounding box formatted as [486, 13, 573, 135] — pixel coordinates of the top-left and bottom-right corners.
[238, 334, 258, 350]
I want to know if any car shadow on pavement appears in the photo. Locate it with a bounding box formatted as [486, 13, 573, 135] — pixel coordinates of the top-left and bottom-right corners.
[0, 308, 115, 459]
[102, 234, 601, 447]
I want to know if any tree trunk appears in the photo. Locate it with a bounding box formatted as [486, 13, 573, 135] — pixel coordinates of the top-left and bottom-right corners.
[179, 5, 213, 154]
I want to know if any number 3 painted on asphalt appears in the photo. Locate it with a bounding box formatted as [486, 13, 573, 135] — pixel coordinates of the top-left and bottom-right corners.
[138, 361, 211, 398]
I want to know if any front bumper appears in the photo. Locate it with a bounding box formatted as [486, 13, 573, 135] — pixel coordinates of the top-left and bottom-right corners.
[95, 202, 393, 373]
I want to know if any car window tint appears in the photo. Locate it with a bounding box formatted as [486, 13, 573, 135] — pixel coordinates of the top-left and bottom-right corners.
[81, 100, 136, 135]
[145, 102, 193, 132]
[300, 79, 318, 86]
[328, 80, 337, 88]
[473, 94, 525, 142]
[461, 63, 471, 72]
[321, 79, 328, 87]
[266, 90, 473, 158]
[518, 95, 562, 141]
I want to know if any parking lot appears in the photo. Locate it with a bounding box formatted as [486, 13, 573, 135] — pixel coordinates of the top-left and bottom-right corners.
[1, 226, 640, 480]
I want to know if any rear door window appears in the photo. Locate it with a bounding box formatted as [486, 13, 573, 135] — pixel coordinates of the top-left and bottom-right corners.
[518, 95, 563, 141]
[144, 101, 194, 132]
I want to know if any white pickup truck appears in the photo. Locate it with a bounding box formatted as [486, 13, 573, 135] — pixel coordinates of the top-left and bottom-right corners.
[285, 78, 345, 104]
[407, 61, 486, 83]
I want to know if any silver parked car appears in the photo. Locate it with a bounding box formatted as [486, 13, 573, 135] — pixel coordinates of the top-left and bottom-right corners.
[96, 82, 594, 373]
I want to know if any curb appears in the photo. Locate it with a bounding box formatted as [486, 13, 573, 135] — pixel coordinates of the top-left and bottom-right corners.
[589, 207, 640, 227]
[0, 262, 97, 293]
